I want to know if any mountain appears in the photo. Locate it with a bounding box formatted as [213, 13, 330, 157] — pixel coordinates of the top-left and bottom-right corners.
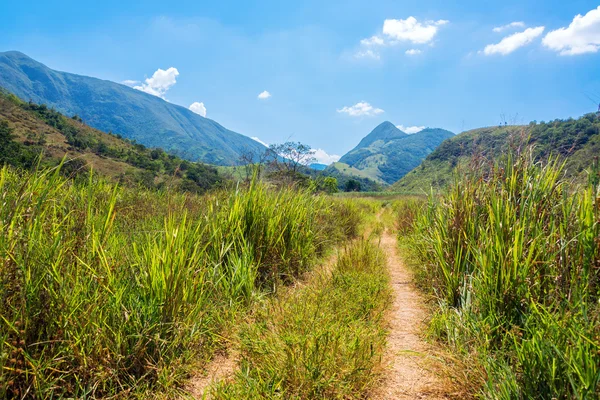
[332, 122, 454, 185]
[0, 51, 266, 165]
[309, 163, 328, 171]
[0, 88, 222, 193]
[391, 114, 600, 193]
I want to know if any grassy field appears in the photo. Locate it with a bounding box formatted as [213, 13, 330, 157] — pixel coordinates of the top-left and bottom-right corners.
[212, 239, 391, 399]
[4, 145, 599, 399]
[0, 163, 372, 398]
[398, 152, 600, 398]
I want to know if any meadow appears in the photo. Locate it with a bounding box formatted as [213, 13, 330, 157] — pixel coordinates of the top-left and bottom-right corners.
[0, 162, 378, 398]
[2, 149, 600, 399]
[398, 152, 600, 399]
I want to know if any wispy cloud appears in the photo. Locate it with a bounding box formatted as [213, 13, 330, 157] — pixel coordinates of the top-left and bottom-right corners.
[543, 6, 600, 55]
[189, 102, 207, 117]
[313, 149, 340, 164]
[337, 101, 384, 117]
[121, 79, 140, 87]
[383, 17, 448, 44]
[354, 49, 381, 60]
[360, 36, 385, 46]
[132, 67, 179, 99]
[405, 49, 422, 55]
[251, 137, 269, 146]
[483, 27, 545, 55]
[356, 17, 448, 60]
[493, 21, 525, 33]
[397, 124, 425, 134]
[257, 90, 271, 100]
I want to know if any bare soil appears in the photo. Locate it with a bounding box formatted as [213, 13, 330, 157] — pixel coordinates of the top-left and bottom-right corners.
[184, 351, 237, 399]
[371, 229, 452, 399]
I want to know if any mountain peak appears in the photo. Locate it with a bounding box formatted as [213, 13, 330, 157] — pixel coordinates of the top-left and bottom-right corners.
[356, 121, 406, 149]
[373, 121, 398, 130]
[1, 51, 35, 61]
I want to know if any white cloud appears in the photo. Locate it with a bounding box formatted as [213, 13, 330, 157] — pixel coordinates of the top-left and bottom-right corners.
[396, 124, 425, 134]
[542, 6, 600, 55]
[258, 90, 271, 100]
[121, 79, 140, 87]
[313, 149, 341, 165]
[360, 35, 385, 46]
[354, 49, 381, 60]
[405, 49, 422, 55]
[251, 137, 269, 147]
[133, 67, 179, 98]
[483, 26, 545, 55]
[189, 102, 207, 117]
[337, 102, 384, 117]
[493, 21, 525, 33]
[382, 17, 448, 44]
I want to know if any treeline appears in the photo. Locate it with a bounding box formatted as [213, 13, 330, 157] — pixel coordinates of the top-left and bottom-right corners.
[430, 113, 600, 169]
[1, 91, 354, 195]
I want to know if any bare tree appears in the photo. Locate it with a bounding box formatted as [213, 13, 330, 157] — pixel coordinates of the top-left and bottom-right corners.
[267, 142, 316, 173]
[238, 147, 271, 182]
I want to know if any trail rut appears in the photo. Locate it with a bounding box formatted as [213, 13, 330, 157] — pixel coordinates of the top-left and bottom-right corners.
[372, 229, 451, 399]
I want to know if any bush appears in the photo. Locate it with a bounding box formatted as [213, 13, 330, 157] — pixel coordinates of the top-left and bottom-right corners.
[404, 152, 600, 398]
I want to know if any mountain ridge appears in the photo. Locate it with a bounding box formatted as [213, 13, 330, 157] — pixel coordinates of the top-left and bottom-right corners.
[334, 121, 454, 184]
[0, 51, 266, 165]
[391, 114, 600, 193]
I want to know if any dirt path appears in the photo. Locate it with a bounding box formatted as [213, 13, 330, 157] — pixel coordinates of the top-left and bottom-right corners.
[372, 229, 451, 399]
[183, 252, 340, 399]
[184, 351, 237, 399]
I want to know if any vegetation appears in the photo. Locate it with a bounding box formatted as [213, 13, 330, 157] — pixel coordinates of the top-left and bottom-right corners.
[213, 239, 390, 399]
[393, 114, 600, 193]
[0, 89, 223, 193]
[0, 164, 363, 398]
[0, 51, 265, 165]
[399, 152, 600, 398]
[336, 121, 454, 185]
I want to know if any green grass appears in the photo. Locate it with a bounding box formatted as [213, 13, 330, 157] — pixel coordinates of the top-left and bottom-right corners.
[212, 239, 391, 399]
[399, 151, 600, 398]
[0, 163, 363, 398]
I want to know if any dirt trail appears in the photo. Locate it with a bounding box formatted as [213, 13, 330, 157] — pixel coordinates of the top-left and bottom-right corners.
[372, 229, 451, 399]
[184, 351, 237, 399]
[183, 252, 339, 399]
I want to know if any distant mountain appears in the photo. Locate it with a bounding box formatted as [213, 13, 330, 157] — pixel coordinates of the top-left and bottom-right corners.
[0, 51, 266, 165]
[0, 88, 222, 193]
[309, 163, 328, 171]
[391, 114, 600, 193]
[333, 122, 454, 184]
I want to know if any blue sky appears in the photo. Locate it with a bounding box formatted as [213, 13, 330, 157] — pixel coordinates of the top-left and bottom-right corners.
[2, 0, 600, 163]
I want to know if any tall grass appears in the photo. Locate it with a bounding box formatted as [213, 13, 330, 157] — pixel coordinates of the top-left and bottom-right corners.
[403, 152, 600, 398]
[212, 239, 390, 399]
[0, 164, 361, 398]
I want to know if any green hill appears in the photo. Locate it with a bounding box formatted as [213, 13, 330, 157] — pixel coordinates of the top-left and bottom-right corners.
[0, 51, 265, 165]
[0, 89, 222, 193]
[335, 122, 454, 185]
[392, 114, 600, 193]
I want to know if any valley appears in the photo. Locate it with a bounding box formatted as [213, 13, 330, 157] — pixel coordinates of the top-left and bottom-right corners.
[2, 4, 600, 397]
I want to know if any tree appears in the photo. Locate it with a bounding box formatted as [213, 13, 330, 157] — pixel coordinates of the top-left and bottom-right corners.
[344, 179, 361, 192]
[311, 176, 338, 194]
[267, 142, 316, 173]
[238, 147, 271, 182]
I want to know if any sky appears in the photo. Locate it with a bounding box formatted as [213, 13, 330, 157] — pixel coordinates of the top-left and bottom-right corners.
[2, 1, 600, 164]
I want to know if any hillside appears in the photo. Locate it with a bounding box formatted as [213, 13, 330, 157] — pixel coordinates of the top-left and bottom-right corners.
[0, 51, 265, 165]
[392, 114, 600, 193]
[0, 89, 222, 193]
[334, 122, 454, 185]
